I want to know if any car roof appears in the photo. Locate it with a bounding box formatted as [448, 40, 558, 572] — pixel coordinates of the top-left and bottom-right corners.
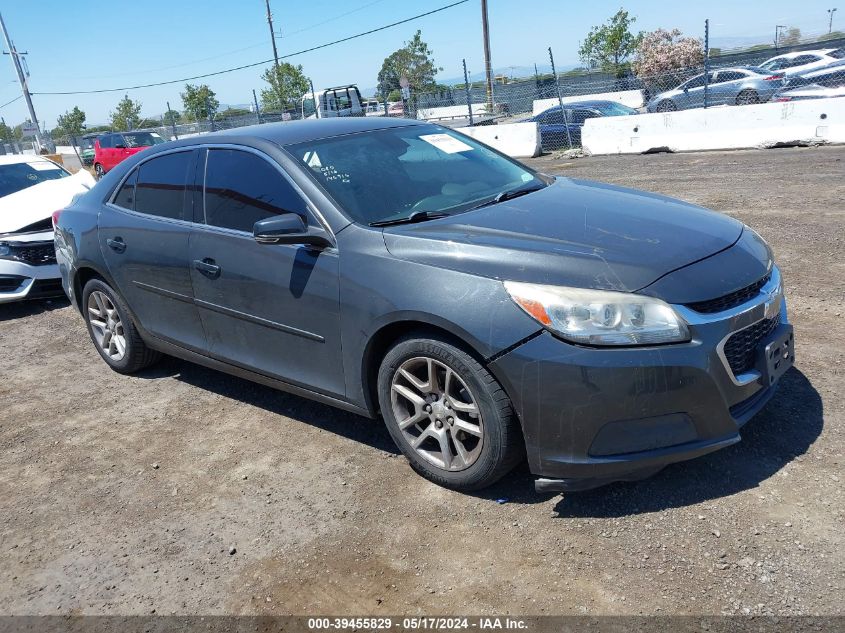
[768, 48, 836, 60]
[0, 154, 62, 167]
[182, 117, 427, 147]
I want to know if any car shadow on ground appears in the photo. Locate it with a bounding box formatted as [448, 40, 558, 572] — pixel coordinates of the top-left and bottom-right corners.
[0, 297, 69, 322]
[137, 355, 402, 457]
[138, 358, 821, 515]
[548, 368, 823, 518]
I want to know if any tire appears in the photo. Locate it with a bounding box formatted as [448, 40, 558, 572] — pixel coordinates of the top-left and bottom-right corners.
[377, 334, 524, 491]
[94, 163, 105, 180]
[82, 278, 160, 374]
[736, 89, 759, 105]
[656, 100, 677, 112]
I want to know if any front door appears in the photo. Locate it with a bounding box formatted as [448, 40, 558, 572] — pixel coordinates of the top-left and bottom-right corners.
[99, 149, 206, 351]
[188, 147, 344, 397]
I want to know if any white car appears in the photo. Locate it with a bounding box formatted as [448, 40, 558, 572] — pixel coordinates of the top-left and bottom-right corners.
[759, 48, 845, 76]
[0, 155, 95, 303]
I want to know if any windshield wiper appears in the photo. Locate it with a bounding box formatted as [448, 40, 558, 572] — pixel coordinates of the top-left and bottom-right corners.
[369, 211, 450, 227]
[469, 181, 547, 211]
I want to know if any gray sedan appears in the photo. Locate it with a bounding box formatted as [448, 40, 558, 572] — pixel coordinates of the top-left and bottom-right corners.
[646, 66, 786, 112]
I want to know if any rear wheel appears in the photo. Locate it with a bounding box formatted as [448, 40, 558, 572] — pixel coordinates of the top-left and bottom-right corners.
[82, 279, 160, 374]
[377, 335, 523, 491]
[736, 89, 759, 105]
[656, 100, 677, 112]
[94, 163, 105, 180]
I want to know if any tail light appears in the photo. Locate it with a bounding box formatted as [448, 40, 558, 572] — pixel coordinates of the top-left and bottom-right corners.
[775, 97, 792, 102]
[764, 74, 785, 81]
[52, 209, 63, 229]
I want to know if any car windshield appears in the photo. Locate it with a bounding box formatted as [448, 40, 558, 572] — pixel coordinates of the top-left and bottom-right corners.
[123, 132, 165, 148]
[0, 161, 69, 199]
[594, 102, 638, 116]
[79, 137, 97, 150]
[287, 126, 546, 225]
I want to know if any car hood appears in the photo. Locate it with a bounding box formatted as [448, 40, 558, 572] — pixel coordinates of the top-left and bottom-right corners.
[382, 177, 744, 294]
[0, 169, 95, 234]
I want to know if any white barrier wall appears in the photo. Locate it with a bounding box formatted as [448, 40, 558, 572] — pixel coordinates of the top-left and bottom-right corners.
[456, 122, 542, 158]
[582, 97, 845, 155]
[532, 89, 644, 115]
[417, 103, 488, 120]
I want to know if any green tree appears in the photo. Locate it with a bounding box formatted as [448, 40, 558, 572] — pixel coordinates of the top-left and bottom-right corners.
[377, 30, 441, 99]
[163, 108, 182, 125]
[260, 63, 309, 112]
[110, 94, 142, 131]
[56, 106, 86, 140]
[578, 9, 643, 77]
[780, 27, 802, 46]
[181, 83, 219, 122]
[0, 121, 14, 143]
[218, 106, 252, 119]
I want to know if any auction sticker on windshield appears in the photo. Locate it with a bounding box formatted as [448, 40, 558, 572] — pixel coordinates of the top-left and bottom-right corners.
[419, 133, 473, 154]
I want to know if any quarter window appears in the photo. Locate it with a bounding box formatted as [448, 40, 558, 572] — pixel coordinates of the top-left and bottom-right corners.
[134, 151, 192, 220]
[113, 169, 138, 210]
[203, 149, 308, 233]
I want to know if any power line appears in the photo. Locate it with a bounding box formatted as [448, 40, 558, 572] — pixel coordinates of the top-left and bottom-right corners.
[0, 94, 22, 110]
[32, 0, 470, 97]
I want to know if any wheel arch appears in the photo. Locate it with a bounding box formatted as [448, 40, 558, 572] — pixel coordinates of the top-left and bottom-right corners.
[72, 263, 117, 313]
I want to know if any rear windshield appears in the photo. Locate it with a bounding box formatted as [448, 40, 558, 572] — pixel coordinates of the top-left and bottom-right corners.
[122, 132, 165, 148]
[0, 161, 69, 198]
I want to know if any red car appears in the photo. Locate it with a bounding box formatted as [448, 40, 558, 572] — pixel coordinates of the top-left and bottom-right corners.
[93, 131, 166, 179]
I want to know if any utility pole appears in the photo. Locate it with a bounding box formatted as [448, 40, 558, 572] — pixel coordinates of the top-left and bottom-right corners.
[829, 8, 838, 33]
[0, 11, 44, 151]
[265, 0, 279, 66]
[480, 0, 494, 114]
[775, 25, 786, 51]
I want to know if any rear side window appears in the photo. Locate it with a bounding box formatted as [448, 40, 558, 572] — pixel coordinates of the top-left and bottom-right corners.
[113, 169, 137, 210]
[99, 135, 112, 149]
[134, 151, 192, 220]
[203, 149, 308, 233]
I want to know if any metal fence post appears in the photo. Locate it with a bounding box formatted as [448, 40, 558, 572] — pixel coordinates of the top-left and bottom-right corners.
[548, 46, 572, 149]
[252, 90, 261, 124]
[309, 79, 319, 119]
[462, 59, 474, 126]
[166, 100, 178, 139]
[703, 19, 710, 109]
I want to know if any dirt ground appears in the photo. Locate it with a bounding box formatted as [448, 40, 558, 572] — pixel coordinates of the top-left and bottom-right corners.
[1, 145, 842, 617]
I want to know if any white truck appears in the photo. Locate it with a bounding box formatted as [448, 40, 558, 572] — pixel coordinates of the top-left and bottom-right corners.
[301, 85, 364, 119]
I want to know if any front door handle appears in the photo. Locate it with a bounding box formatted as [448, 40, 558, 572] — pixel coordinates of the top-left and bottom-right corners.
[106, 237, 126, 253]
[193, 258, 220, 278]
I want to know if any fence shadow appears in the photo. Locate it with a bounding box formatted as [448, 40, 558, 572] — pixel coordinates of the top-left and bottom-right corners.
[551, 367, 822, 518]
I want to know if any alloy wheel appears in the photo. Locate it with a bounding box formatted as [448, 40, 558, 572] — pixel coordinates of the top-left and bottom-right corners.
[390, 356, 484, 471]
[87, 290, 127, 361]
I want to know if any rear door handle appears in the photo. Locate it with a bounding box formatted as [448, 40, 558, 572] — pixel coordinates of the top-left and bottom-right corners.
[106, 237, 126, 253]
[193, 258, 220, 278]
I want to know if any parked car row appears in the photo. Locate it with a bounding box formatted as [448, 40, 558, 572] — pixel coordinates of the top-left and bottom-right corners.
[38, 118, 793, 494]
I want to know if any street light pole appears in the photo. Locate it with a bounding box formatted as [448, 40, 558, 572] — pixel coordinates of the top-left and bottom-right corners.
[0, 11, 44, 151]
[829, 8, 838, 34]
[480, 0, 494, 114]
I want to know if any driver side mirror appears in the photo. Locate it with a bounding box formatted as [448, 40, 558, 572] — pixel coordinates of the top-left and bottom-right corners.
[253, 212, 331, 248]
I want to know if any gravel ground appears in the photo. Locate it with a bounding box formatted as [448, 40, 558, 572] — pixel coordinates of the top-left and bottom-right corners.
[0, 145, 842, 617]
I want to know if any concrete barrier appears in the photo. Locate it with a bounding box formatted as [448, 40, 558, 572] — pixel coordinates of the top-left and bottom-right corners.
[533, 89, 644, 115]
[456, 122, 541, 158]
[417, 103, 488, 121]
[582, 97, 845, 155]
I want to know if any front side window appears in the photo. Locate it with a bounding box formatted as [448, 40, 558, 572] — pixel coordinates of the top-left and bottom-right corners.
[288, 126, 545, 226]
[203, 149, 308, 233]
[134, 151, 192, 220]
[682, 74, 708, 89]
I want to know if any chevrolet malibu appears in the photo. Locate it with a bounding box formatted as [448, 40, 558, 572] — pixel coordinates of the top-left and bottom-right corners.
[55, 118, 794, 493]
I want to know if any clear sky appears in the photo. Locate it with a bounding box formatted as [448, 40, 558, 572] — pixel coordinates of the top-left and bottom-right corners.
[0, 0, 840, 128]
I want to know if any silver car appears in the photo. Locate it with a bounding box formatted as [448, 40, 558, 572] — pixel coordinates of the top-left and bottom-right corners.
[646, 66, 785, 112]
[773, 60, 845, 101]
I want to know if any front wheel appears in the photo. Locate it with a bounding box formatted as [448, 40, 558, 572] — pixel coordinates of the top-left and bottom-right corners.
[82, 278, 160, 374]
[656, 100, 677, 112]
[377, 335, 524, 491]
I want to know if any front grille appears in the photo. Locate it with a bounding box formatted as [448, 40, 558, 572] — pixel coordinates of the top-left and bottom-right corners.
[7, 241, 56, 266]
[724, 313, 781, 375]
[686, 273, 771, 314]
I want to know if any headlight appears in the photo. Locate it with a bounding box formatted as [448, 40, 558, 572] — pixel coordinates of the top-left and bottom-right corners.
[504, 281, 690, 346]
[0, 242, 10, 258]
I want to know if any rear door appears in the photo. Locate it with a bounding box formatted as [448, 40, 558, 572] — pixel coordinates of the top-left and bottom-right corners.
[188, 147, 344, 397]
[711, 70, 746, 105]
[99, 149, 206, 350]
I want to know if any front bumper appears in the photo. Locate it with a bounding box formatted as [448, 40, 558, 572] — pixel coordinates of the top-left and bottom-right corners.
[489, 269, 790, 492]
[0, 233, 62, 304]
